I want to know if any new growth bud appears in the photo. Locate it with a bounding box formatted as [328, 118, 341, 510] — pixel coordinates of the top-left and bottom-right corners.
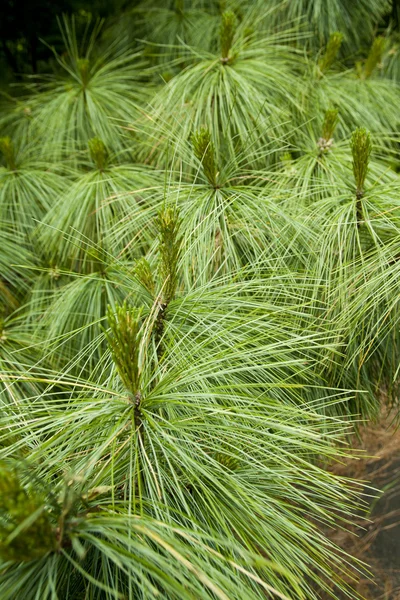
[88, 137, 108, 171]
[106, 303, 143, 395]
[157, 207, 182, 307]
[318, 32, 343, 75]
[77, 57, 90, 87]
[364, 36, 385, 78]
[351, 128, 371, 199]
[192, 127, 219, 187]
[175, 0, 184, 16]
[214, 452, 240, 471]
[220, 11, 237, 62]
[135, 258, 155, 296]
[317, 109, 339, 153]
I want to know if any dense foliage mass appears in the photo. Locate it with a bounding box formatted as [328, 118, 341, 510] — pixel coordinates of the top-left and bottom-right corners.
[1, 1, 400, 598]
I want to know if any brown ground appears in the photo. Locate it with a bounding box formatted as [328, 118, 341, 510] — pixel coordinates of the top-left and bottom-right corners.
[325, 409, 400, 599]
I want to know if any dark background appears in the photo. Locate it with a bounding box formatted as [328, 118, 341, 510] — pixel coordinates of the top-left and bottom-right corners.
[0, 0, 138, 83]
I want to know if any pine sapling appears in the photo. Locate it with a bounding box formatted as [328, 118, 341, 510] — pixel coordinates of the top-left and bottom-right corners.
[351, 128, 371, 224]
[220, 10, 237, 63]
[318, 32, 343, 75]
[192, 127, 219, 188]
[88, 137, 108, 172]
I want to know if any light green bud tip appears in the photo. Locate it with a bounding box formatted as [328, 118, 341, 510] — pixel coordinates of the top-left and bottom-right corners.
[364, 36, 385, 78]
[192, 127, 218, 187]
[220, 11, 237, 61]
[351, 128, 371, 198]
[317, 109, 339, 152]
[318, 32, 343, 74]
[157, 207, 182, 306]
[88, 137, 108, 171]
[106, 302, 142, 394]
[77, 57, 90, 86]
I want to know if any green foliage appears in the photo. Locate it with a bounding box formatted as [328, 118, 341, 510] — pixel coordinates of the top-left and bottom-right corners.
[136, 12, 307, 166]
[0, 283, 367, 597]
[37, 160, 157, 268]
[1, 1, 400, 597]
[0, 140, 68, 235]
[17, 16, 151, 159]
[0, 464, 55, 562]
[274, 0, 390, 51]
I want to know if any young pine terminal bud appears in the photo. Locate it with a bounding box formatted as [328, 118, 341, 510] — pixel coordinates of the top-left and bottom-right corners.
[192, 127, 219, 187]
[318, 32, 343, 75]
[364, 36, 385, 78]
[135, 258, 155, 296]
[88, 137, 108, 171]
[157, 207, 182, 307]
[175, 0, 184, 16]
[106, 302, 143, 395]
[317, 109, 339, 153]
[214, 452, 240, 471]
[351, 128, 371, 199]
[77, 57, 90, 87]
[220, 11, 237, 62]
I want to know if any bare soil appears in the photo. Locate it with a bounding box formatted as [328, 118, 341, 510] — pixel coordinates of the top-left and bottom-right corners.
[325, 409, 400, 599]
